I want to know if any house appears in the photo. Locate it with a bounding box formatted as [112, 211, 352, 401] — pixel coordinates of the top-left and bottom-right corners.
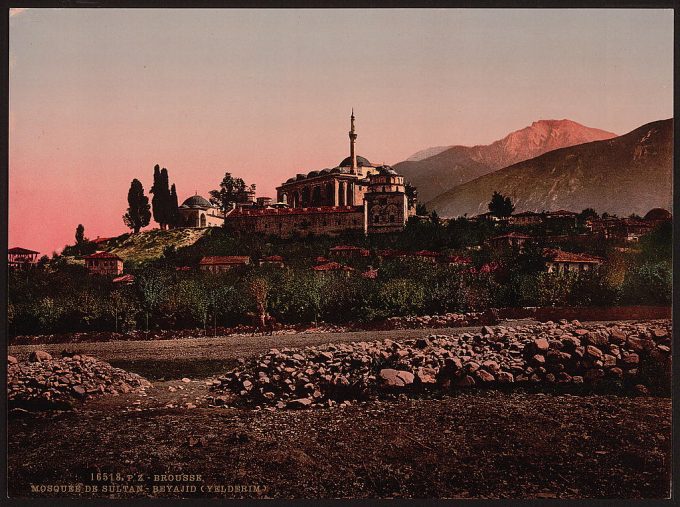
[376, 249, 408, 260]
[444, 255, 472, 266]
[112, 274, 135, 285]
[543, 249, 602, 274]
[259, 255, 285, 268]
[83, 251, 124, 276]
[544, 210, 578, 230]
[361, 267, 379, 279]
[510, 211, 544, 226]
[328, 245, 370, 258]
[8, 247, 39, 270]
[198, 256, 250, 273]
[411, 250, 441, 263]
[488, 232, 532, 252]
[311, 261, 355, 277]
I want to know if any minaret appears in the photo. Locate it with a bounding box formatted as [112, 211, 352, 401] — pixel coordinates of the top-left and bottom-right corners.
[349, 109, 358, 174]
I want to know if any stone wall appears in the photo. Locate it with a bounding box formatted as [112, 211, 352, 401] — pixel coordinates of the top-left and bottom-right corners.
[226, 206, 365, 238]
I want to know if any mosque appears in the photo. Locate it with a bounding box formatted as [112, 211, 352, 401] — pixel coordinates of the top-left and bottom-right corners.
[179, 112, 415, 237]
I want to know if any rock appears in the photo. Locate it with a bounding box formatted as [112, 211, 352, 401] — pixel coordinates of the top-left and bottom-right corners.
[652, 328, 668, 339]
[586, 345, 603, 360]
[7, 355, 18, 365]
[622, 353, 640, 366]
[72, 385, 87, 397]
[288, 397, 313, 409]
[415, 367, 437, 384]
[181, 377, 191, 383]
[379, 369, 415, 387]
[608, 328, 626, 344]
[481, 360, 500, 373]
[533, 338, 549, 352]
[481, 326, 494, 336]
[476, 369, 495, 382]
[29, 350, 52, 363]
[497, 371, 514, 383]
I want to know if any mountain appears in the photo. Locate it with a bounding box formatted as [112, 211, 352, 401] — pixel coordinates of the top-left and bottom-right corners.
[426, 119, 673, 218]
[395, 119, 617, 203]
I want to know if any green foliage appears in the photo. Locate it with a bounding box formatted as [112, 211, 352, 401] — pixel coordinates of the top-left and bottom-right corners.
[75, 224, 85, 245]
[620, 261, 672, 305]
[488, 191, 515, 218]
[377, 278, 426, 317]
[123, 178, 151, 233]
[209, 172, 256, 213]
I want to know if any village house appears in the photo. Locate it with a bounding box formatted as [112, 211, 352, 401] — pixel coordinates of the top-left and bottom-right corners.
[311, 261, 355, 277]
[544, 210, 579, 230]
[543, 249, 602, 274]
[8, 247, 39, 270]
[488, 232, 532, 252]
[198, 256, 250, 273]
[83, 251, 124, 276]
[112, 274, 135, 285]
[412, 250, 442, 263]
[258, 255, 285, 268]
[329, 245, 370, 259]
[509, 211, 544, 227]
[444, 255, 472, 267]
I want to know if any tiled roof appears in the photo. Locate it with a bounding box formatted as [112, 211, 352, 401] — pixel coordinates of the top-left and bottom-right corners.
[199, 256, 250, 265]
[112, 274, 135, 283]
[445, 255, 472, 264]
[413, 250, 441, 258]
[262, 255, 284, 262]
[491, 232, 532, 240]
[8, 247, 39, 255]
[312, 262, 355, 272]
[544, 249, 602, 263]
[84, 251, 123, 260]
[361, 268, 379, 279]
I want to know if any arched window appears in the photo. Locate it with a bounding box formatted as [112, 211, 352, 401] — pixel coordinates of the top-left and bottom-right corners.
[200, 213, 206, 227]
[302, 187, 311, 207]
[346, 182, 353, 205]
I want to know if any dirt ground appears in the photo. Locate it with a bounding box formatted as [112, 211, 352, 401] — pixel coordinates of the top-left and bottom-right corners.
[7, 324, 672, 499]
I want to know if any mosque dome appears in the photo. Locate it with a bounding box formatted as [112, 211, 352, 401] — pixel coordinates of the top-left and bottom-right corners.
[339, 155, 373, 168]
[181, 195, 212, 208]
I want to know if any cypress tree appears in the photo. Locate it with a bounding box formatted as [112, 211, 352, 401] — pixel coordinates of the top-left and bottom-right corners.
[150, 164, 163, 228]
[123, 179, 151, 233]
[159, 168, 171, 229]
[169, 184, 181, 228]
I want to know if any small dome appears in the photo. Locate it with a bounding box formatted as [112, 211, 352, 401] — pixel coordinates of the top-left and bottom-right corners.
[296, 174, 306, 181]
[181, 195, 212, 208]
[286, 177, 296, 184]
[339, 155, 373, 167]
[644, 208, 671, 221]
[377, 165, 398, 176]
[307, 170, 320, 178]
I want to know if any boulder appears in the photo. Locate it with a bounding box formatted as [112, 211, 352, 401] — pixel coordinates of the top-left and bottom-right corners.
[29, 350, 52, 363]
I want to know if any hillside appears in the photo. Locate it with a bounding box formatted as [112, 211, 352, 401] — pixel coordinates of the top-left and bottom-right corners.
[395, 119, 617, 203]
[427, 119, 673, 218]
[105, 228, 209, 263]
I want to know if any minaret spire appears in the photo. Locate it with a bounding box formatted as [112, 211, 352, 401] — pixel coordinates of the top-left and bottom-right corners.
[349, 109, 358, 173]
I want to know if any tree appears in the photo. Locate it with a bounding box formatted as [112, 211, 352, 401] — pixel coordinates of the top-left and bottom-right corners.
[578, 208, 599, 222]
[488, 191, 515, 218]
[123, 179, 151, 234]
[209, 172, 255, 213]
[415, 203, 428, 216]
[169, 184, 181, 228]
[247, 277, 270, 328]
[151, 165, 172, 229]
[75, 224, 85, 246]
[405, 182, 418, 211]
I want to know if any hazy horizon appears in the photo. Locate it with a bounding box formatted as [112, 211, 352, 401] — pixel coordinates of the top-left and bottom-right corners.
[9, 8, 673, 254]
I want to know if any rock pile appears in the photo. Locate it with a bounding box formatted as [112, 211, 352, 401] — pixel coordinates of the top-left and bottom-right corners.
[210, 320, 671, 409]
[377, 312, 481, 330]
[7, 351, 152, 410]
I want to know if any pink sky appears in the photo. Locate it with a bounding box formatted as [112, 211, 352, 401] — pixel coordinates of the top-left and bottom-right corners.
[9, 9, 673, 255]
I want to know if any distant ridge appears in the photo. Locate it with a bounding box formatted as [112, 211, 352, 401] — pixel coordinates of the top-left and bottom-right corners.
[395, 119, 617, 203]
[426, 118, 673, 218]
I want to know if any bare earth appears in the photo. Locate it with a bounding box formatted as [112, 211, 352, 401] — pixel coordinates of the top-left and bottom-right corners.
[7, 323, 672, 499]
